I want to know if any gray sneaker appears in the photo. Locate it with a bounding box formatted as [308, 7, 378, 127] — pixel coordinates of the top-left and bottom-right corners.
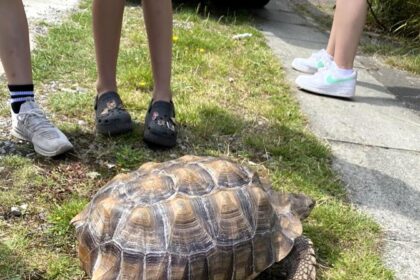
[11, 101, 73, 157]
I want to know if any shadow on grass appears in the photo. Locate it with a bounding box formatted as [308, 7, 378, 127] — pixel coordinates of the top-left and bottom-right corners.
[53, 102, 341, 198]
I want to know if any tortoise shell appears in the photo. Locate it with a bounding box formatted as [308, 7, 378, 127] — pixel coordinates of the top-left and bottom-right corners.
[71, 156, 303, 279]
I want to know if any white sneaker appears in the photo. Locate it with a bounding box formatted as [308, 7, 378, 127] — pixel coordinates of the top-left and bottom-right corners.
[295, 66, 357, 98]
[292, 49, 333, 74]
[11, 101, 73, 157]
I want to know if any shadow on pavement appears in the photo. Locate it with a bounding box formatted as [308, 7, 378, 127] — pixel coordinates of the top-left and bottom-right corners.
[334, 157, 420, 225]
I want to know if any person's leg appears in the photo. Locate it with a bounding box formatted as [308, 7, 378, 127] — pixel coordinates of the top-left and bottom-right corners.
[295, 0, 367, 98]
[333, 0, 367, 69]
[93, 0, 125, 95]
[326, 8, 337, 57]
[93, 0, 173, 101]
[142, 0, 173, 102]
[142, 0, 177, 147]
[0, 0, 73, 156]
[0, 0, 32, 85]
[92, 0, 133, 136]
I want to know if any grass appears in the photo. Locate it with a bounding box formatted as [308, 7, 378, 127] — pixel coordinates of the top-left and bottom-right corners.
[0, 1, 394, 279]
[361, 41, 420, 75]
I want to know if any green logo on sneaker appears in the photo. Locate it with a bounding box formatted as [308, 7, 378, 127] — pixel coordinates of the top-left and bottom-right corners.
[326, 74, 354, 85]
[316, 61, 325, 68]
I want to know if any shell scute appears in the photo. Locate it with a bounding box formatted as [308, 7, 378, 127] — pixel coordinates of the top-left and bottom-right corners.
[88, 196, 125, 244]
[208, 190, 254, 244]
[247, 185, 276, 233]
[114, 205, 166, 253]
[137, 162, 162, 174]
[271, 229, 295, 262]
[207, 247, 234, 280]
[188, 252, 210, 279]
[253, 232, 274, 272]
[144, 253, 169, 279]
[199, 159, 251, 188]
[166, 163, 215, 195]
[125, 174, 175, 204]
[119, 252, 144, 280]
[165, 197, 214, 255]
[233, 241, 254, 279]
[77, 228, 98, 275]
[91, 242, 121, 280]
[169, 254, 188, 280]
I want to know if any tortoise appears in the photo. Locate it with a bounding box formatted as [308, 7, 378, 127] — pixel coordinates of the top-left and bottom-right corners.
[71, 156, 316, 280]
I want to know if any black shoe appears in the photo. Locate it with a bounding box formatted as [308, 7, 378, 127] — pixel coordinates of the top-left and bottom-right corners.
[95, 91, 133, 136]
[143, 100, 177, 148]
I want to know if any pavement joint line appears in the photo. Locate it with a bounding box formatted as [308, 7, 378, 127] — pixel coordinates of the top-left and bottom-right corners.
[325, 138, 420, 154]
[273, 9, 298, 14]
[385, 238, 420, 244]
[262, 33, 327, 44]
[259, 19, 315, 28]
[263, 21, 319, 29]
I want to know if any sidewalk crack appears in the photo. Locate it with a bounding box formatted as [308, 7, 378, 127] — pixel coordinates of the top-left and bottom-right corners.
[325, 138, 420, 154]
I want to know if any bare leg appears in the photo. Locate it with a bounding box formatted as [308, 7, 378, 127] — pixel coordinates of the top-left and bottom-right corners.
[142, 0, 173, 102]
[333, 0, 367, 69]
[93, 0, 125, 95]
[326, 8, 337, 57]
[0, 0, 32, 85]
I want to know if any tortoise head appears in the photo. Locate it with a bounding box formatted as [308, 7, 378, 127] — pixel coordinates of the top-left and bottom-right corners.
[287, 193, 315, 220]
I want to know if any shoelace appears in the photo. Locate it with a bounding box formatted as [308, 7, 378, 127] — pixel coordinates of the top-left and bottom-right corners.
[18, 109, 56, 135]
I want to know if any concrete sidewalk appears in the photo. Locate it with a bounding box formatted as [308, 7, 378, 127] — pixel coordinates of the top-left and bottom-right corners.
[0, 0, 80, 76]
[254, 1, 420, 279]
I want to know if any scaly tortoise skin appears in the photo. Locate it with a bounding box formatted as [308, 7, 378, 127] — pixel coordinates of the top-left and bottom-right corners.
[71, 156, 316, 280]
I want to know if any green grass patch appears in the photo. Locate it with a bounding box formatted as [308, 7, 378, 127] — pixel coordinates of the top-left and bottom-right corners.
[48, 91, 93, 119]
[48, 197, 88, 237]
[0, 1, 393, 279]
[362, 41, 420, 75]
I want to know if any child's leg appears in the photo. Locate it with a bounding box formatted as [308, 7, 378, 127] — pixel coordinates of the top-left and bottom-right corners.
[93, 0, 125, 95]
[326, 7, 337, 57]
[333, 0, 367, 69]
[0, 0, 73, 156]
[0, 0, 32, 85]
[142, 0, 177, 148]
[142, 0, 173, 102]
[92, 0, 133, 136]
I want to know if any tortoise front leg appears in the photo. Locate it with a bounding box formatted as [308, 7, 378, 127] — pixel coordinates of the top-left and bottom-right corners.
[259, 236, 317, 280]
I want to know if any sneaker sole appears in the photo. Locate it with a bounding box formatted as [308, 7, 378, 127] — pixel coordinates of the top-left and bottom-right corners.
[291, 61, 317, 74]
[11, 128, 74, 157]
[34, 143, 74, 157]
[296, 82, 355, 98]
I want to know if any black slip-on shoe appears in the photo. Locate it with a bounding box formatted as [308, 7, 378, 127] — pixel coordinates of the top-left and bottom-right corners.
[143, 100, 177, 148]
[95, 91, 133, 136]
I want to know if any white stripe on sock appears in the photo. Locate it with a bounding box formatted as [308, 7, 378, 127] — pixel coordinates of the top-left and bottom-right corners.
[9, 97, 35, 103]
[10, 91, 35, 97]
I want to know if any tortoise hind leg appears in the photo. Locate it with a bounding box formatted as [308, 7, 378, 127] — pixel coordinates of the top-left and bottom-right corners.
[260, 236, 316, 280]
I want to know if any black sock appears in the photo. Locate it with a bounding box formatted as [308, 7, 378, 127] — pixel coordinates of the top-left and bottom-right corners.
[8, 84, 35, 114]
